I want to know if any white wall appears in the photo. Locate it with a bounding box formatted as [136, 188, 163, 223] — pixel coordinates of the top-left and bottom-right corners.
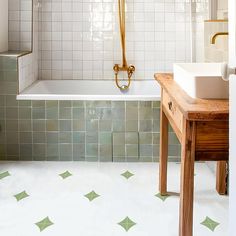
[0, 0, 8, 52]
[218, 0, 228, 18]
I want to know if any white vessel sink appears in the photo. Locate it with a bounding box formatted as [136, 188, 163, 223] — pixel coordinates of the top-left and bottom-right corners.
[173, 63, 229, 99]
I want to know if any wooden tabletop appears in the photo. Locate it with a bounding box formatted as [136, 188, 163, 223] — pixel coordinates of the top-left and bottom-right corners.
[155, 73, 229, 121]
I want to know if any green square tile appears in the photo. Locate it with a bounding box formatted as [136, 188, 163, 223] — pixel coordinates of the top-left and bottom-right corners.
[125, 120, 138, 132]
[126, 144, 138, 157]
[153, 132, 160, 144]
[86, 119, 98, 131]
[19, 144, 32, 160]
[99, 120, 112, 131]
[113, 132, 125, 144]
[168, 145, 181, 156]
[140, 144, 153, 157]
[100, 144, 112, 161]
[59, 107, 72, 119]
[33, 120, 46, 131]
[33, 144, 46, 160]
[99, 108, 112, 120]
[139, 132, 152, 144]
[86, 132, 98, 143]
[46, 101, 58, 107]
[72, 101, 84, 107]
[86, 143, 98, 157]
[59, 144, 72, 161]
[126, 107, 138, 120]
[47, 120, 58, 131]
[19, 100, 31, 107]
[6, 107, 18, 119]
[6, 95, 18, 107]
[111, 101, 125, 108]
[153, 119, 160, 132]
[86, 108, 98, 119]
[6, 120, 18, 131]
[33, 132, 46, 143]
[0, 107, 5, 119]
[168, 132, 180, 145]
[0, 95, 5, 106]
[113, 156, 126, 162]
[99, 132, 112, 144]
[139, 120, 152, 132]
[20, 132, 32, 143]
[19, 107, 31, 119]
[0, 132, 6, 144]
[7, 144, 19, 156]
[153, 145, 160, 158]
[19, 120, 32, 131]
[46, 107, 58, 119]
[72, 108, 85, 119]
[59, 101, 71, 107]
[73, 120, 85, 131]
[46, 132, 59, 143]
[6, 132, 18, 144]
[112, 108, 125, 119]
[32, 101, 45, 107]
[59, 132, 72, 143]
[73, 132, 85, 143]
[126, 101, 138, 107]
[139, 107, 153, 120]
[59, 120, 71, 131]
[126, 132, 138, 144]
[73, 144, 85, 161]
[139, 156, 153, 162]
[86, 156, 98, 162]
[5, 71, 17, 81]
[32, 107, 45, 119]
[139, 101, 152, 107]
[112, 120, 125, 132]
[113, 145, 125, 157]
[46, 144, 59, 161]
[153, 108, 160, 118]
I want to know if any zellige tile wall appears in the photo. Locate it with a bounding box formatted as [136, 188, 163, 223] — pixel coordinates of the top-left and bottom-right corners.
[0, 57, 180, 161]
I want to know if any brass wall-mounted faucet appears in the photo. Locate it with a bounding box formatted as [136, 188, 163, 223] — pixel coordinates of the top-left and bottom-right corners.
[211, 32, 229, 44]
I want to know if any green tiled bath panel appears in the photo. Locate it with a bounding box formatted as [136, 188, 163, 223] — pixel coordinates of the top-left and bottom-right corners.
[0, 56, 181, 161]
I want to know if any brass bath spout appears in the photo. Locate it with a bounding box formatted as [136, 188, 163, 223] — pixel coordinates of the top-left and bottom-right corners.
[114, 0, 135, 91]
[211, 32, 229, 44]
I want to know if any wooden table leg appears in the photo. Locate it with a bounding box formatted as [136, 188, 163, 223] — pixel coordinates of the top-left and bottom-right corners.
[216, 161, 228, 195]
[179, 120, 196, 236]
[159, 106, 169, 195]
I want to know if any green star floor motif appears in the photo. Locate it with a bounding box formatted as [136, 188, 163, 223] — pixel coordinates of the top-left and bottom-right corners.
[35, 217, 54, 232]
[84, 190, 100, 201]
[155, 193, 170, 202]
[59, 171, 72, 179]
[121, 170, 134, 179]
[118, 216, 136, 232]
[0, 171, 10, 180]
[14, 191, 29, 202]
[200, 216, 220, 232]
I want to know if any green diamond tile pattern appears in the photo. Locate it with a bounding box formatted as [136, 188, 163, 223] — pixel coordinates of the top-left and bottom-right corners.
[121, 170, 134, 179]
[35, 216, 54, 232]
[118, 216, 137, 232]
[200, 216, 220, 232]
[59, 171, 72, 179]
[14, 191, 29, 202]
[0, 171, 10, 180]
[155, 193, 170, 202]
[84, 190, 100, 202]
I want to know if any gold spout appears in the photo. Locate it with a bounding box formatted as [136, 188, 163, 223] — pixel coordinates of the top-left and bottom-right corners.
[211, 32, 229, 44]
[113, 0, 135, 91]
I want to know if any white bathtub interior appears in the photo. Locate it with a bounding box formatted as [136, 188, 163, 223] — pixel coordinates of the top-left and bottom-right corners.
[17, 80, 161, 101]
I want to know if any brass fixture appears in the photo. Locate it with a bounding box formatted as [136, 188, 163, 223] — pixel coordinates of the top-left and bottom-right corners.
[113, 0, 135, 91]
[211, 32, 229, 44]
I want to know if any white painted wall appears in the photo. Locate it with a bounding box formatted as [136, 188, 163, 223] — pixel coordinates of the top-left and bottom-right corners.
[0, 0, 8, 52]
[218, 0, 228, 18]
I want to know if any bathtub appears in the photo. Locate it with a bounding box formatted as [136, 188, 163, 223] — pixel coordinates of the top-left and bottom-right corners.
[17, 80, 161, 101]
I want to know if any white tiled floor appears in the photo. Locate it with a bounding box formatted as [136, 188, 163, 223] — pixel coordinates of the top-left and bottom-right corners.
[0, 162, 228, 236]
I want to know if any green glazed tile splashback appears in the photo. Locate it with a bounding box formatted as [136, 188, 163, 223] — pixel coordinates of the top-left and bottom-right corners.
[0, 55, 180, 161]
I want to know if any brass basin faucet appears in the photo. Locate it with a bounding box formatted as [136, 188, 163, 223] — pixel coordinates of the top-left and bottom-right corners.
[211, 32, 229, 44]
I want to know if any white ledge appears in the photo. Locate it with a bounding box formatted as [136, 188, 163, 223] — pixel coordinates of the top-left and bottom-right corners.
[17, 80, 161, 101]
